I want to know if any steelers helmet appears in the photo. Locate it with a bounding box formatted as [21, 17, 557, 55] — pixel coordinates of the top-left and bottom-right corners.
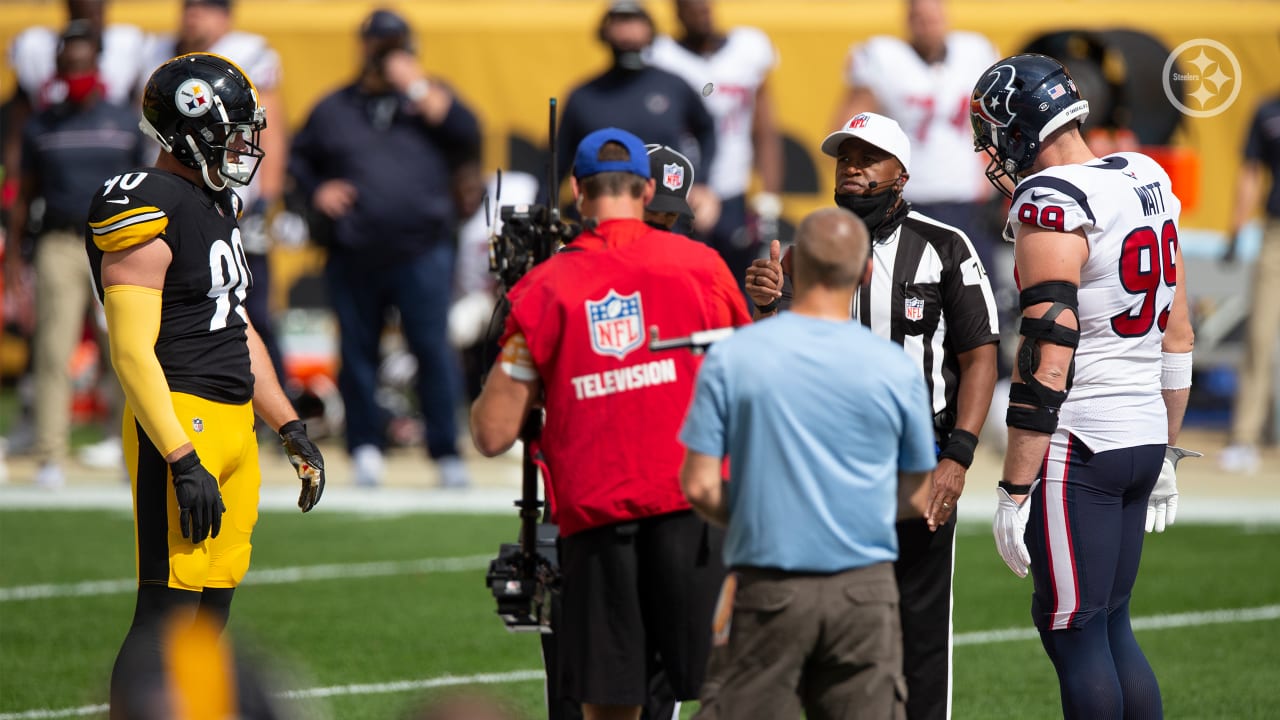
[970, 54, 1090, 197]
[140, 52, 266, 191]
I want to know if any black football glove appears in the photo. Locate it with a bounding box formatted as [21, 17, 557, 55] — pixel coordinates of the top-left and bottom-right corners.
[170, 451, 225, 543]
[279, 420, 325, 512]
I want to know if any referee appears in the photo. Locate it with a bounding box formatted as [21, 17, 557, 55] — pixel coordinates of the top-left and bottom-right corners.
[747, 111, 999, 720]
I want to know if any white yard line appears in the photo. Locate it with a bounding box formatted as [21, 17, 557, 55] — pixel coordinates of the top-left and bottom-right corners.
[1, 604, 1276, 720]
[0, 555, 493, 602]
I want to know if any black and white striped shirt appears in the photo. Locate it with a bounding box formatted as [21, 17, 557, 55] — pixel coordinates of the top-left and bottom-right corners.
[853, 211, 1000, 432]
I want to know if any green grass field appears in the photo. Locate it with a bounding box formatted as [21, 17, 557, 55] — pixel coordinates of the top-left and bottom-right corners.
[1, 510, 1277, 719]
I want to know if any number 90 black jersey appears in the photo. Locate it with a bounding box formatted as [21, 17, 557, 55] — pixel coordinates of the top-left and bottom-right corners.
[85, 169, 255, 404]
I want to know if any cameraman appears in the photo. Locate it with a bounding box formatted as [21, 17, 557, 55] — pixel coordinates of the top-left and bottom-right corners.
[289, 8, 482, 488]
[471, 128, 750, 720]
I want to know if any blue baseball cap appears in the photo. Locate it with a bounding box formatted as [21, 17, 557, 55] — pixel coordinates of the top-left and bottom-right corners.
[572, 127, 651, 180]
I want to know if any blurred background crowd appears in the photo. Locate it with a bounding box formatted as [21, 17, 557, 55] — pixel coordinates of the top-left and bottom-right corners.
[1, 0, 1278, 488]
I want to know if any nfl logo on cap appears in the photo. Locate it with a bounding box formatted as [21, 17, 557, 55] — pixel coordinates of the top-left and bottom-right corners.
[663, 162, 685, 192]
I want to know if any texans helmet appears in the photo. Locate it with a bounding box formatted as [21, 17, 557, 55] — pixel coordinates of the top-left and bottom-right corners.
[140, 52, 266, 191]
[970, 53, 1090, 197]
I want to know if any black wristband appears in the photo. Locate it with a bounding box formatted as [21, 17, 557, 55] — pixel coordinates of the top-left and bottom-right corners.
[278, 419, 306, 437]
[754, 298, 780, 314]
[169, 451, 200, 476]
[999, 480, 1034, 495]
[938, 429, 978, 469]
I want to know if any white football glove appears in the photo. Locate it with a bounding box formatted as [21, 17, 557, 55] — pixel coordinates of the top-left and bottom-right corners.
[1145, 446, 1202, 533]
[993, 481, 1039, 578]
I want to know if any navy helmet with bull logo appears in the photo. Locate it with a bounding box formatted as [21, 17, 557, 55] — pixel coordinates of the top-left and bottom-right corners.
[970, 53, 1091, 197]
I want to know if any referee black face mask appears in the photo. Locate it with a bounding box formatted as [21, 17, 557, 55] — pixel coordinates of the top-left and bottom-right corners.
[834, 186, 900, 237]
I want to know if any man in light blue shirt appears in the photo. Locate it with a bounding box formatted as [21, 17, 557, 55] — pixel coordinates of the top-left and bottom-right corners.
[680, 206, 937, 719]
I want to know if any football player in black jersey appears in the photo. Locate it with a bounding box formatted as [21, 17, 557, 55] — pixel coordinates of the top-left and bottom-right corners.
[86, 53, 326, 719]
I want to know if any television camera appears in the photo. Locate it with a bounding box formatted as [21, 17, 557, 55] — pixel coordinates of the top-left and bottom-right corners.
[483, 98, 577, 632]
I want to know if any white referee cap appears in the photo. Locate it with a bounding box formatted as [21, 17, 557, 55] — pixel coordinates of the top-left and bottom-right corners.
[820, 112, 912, 172]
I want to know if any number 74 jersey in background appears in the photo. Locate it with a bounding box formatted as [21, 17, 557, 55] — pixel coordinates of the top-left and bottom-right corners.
[85, 169, 256, 405]
[1007, 151, 1181, 453]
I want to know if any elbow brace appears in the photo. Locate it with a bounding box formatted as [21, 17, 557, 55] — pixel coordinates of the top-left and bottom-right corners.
[104, 285, 189, 456]
[1007, 282, 1080, 435]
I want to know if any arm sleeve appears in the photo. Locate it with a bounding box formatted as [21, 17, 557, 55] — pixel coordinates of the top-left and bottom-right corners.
[940, 233, 1000, 352]
[898, 367, 939, 473]
[104, 285, 190, 456]
[679, 344, 730, 458]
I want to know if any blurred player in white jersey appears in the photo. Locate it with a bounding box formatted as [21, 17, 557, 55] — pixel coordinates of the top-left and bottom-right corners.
[972, 53, 1197, 720]
[139, 0, 291, 387]
[833, 0, 997, 270]
[7, 0, 145, 110]
[649, 0, 783, 305]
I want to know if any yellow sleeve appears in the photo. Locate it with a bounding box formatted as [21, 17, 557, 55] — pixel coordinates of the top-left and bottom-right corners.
[89, 206, 169, 253]
[103, 285, 189, 457]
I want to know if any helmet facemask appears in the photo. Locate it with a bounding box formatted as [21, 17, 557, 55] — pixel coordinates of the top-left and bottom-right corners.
[183, 97, 266, 191]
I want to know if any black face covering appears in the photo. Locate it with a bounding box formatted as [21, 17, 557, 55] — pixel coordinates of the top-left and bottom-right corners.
[834, 189, 900, 237]
[610, 46, 647, 72]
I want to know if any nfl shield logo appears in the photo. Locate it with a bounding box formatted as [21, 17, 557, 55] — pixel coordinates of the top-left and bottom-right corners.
[905, 297, 925, 322]
[663, 162, 685, 192]
[586, 290, 645, 359]
[192, 418, 204, 433]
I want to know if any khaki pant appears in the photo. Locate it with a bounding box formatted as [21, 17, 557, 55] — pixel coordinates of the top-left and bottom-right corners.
[695, 563, 906, 720]
[32, 229, 119, 464]
[1231, 219, 1280, 446]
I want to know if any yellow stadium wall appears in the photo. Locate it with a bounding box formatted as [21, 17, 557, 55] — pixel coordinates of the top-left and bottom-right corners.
[4, 0, 1279, 235]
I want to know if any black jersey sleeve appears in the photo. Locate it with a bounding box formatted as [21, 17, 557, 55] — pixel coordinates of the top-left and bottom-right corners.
[940, 230, 1000, 353]
[86, 169, 180, 253]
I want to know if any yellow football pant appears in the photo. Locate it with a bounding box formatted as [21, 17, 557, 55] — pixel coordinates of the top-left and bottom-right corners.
[123, 392, 260, 591]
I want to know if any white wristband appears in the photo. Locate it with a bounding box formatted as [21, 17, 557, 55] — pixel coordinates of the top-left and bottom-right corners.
[406, 78, 431, 102]
[1161, 351, 1193, 390]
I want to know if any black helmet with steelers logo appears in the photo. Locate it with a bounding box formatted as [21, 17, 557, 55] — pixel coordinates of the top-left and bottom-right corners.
[140, 52, 266, 191]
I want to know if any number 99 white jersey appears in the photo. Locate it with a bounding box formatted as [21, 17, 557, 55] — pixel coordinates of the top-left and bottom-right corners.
[1008, 152, 1180, 452]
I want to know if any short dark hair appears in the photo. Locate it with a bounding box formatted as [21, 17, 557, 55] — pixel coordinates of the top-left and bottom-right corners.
[792, 208, 869, 290]
[580, 141, 649, 199]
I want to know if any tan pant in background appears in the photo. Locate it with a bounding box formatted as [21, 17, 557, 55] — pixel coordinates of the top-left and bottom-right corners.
[32, 229, 120, 465]
[1230, 219, 1280, 447]
[694, 562, 906, 720]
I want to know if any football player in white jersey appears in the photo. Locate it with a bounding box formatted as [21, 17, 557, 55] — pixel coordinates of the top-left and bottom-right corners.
[8, 1, 145, 109]
[972, 54, 1196, 720]
[138, 0, 290, 385]
[649, 0, 783, 303]
[834, 0, 996, 257]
